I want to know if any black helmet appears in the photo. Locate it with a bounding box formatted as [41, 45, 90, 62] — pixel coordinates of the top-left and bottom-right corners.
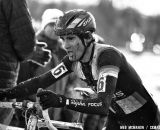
[55, 9, 96, 36]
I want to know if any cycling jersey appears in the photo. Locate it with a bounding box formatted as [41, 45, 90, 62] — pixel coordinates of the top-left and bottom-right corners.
[54, 43, 159, 127]
[6, 42, 159, 127]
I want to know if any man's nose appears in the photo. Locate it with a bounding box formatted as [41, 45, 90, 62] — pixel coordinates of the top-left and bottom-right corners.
[63, 41, 71, 49]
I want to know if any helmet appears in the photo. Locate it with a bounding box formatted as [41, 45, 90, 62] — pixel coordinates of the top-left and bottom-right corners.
[55, 9, 96, 36]
[41, 8, 64, 29]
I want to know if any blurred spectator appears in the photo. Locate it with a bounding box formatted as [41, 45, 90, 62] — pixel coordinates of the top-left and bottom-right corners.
[36, 8, 66, 121]
[36, 8, 81, 123]
[0, 0, 36, 125]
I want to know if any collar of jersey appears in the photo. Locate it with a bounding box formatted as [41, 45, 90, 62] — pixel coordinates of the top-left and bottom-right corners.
[80, 43, 95, 65]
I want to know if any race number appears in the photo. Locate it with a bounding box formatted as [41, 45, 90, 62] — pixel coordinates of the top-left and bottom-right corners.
[51, 62, 68, 78]
[97, 67, 119, 93]
[97, 74, 106, 93]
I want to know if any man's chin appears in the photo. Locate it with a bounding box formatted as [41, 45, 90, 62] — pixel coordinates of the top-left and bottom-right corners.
[69, 57, 74, 61]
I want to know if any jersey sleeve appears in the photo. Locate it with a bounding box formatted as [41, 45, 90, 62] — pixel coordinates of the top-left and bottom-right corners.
[96, 48, 121, 111]
[6, 56, 73, 99]
[65, 48, 122, 115]
[65, 97, 108, 115]
[96, 48, 121, 92]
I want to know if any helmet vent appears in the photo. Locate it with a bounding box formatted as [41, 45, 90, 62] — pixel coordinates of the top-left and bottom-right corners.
[67, 18, 82, 29]
[66, 15, 76, 27]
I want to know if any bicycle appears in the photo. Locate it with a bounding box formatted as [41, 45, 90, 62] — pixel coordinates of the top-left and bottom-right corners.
[0, 100, 83, 130]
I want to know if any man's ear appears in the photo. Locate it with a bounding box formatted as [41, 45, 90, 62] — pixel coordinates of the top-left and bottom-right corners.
[84, 32, 94, 43]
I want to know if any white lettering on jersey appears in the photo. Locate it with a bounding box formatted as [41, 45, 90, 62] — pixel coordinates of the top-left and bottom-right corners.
[51, 62, 68, 78]
[97, 66, 119, 93]
[70, 100, 86, 107]
[88, 102, 102, 107]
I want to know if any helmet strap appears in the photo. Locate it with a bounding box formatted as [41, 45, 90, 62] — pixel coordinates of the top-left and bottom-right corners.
[78, 35, 95, 61]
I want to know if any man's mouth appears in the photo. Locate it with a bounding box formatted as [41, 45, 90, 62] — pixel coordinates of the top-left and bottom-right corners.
[67, 50, 72, 54]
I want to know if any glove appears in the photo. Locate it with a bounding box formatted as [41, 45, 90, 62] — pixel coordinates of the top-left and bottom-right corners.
[36, 88, 66, 110]
[28, 42, 52, 67]
[0, 89, 8, 100]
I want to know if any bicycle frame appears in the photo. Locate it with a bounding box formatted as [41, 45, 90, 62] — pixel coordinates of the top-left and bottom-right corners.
[0, 101, 83, 130]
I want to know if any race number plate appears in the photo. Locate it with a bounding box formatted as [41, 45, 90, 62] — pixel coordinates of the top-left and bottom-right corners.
[51, 62, 68, 78]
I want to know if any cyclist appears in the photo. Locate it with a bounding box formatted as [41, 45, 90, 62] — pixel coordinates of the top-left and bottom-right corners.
[1, 9, 159, 129]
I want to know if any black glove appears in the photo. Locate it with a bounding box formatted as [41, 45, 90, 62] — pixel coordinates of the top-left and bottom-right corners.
[36, 88, 66, 110]
[29, 42, 52, 67]
[0, 89, 8, 100]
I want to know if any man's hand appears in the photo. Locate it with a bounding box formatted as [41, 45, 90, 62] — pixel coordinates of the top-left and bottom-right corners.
[28, 42, 52, 67]
[36, 88, 66, 110]
[74, 87, 96, 98]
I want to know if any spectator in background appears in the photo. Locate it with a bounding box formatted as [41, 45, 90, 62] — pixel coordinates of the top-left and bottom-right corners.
[0, 0, 51, 125]
[36, 8, 81, 122]
[36, 8, 67, 121]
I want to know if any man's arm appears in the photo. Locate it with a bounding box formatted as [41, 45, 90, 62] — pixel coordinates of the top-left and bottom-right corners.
[4, 0, 35, 61]
[4, 56, 73, 99]
[36, 49, 121, 115]
[37, 64, 119, 115]
[65, 67, 119, 115]
[64, 49, 121, 115]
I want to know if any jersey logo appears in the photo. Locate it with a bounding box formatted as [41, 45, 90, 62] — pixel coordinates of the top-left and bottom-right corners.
[51, 62, 68, 78]
[112, 91, 125, 99]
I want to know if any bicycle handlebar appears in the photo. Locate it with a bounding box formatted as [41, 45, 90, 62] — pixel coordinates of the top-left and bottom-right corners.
[0, 101, 35, 109]
[42, 109, 83, 130]
[0, 101, 83, 130]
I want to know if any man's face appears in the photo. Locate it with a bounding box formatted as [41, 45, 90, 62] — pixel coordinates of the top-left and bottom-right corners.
[37, 24, 60, 51]
[60, 35, 85, 61]
[44, 23, 58, 40]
